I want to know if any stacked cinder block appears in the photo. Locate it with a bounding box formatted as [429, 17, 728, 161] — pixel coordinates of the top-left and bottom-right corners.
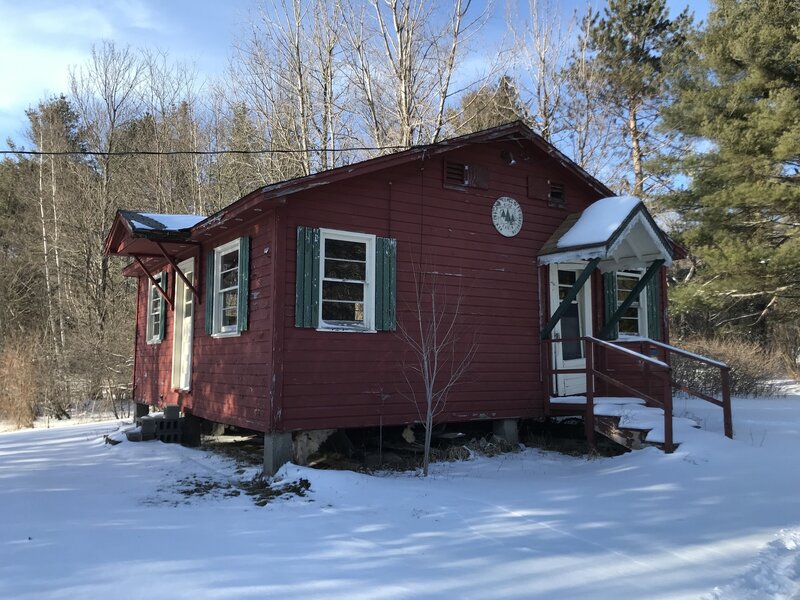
[155, 405, 182, 444]
[137, 416, 158, 441]
[127, 405, 183, 444]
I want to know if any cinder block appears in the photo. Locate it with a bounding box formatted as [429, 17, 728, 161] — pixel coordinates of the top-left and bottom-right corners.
[158, 432, 181, 444]
[126, 430, 143, 442]
[164, 405, 180, 420]
[138, 417, 157, 435]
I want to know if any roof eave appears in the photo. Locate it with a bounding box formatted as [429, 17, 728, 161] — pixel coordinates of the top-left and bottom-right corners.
[188, 120, 614, 236]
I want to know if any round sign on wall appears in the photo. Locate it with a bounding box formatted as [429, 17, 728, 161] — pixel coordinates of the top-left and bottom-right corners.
[492, 196, 523, 237]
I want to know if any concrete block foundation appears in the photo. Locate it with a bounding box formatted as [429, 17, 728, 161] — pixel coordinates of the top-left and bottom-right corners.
[264, 432, 293, 476]
[493, 418, 519, 446]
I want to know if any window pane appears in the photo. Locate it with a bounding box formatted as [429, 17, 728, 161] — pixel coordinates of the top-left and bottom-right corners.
[222, 307, 237, 327]
[221, 249, 239, 273]
[324, 259, 366, 281]
[323, 281, 364, 302]
[325, 239, 366, 261]
[619, 318, 639, 334]
[322, 301, 365, 323]
[558, 270, 576, 286]
[222, 289, 238, 310]
[560, 303, 583, 360]
[221, 269, 238, 289]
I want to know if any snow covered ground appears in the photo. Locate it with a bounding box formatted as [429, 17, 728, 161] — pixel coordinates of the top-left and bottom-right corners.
[1, 389, 798, 599]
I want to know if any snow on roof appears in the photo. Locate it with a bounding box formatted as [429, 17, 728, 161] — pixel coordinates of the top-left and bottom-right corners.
[126, 212, 206, 232]
[556, 195, 641, 249]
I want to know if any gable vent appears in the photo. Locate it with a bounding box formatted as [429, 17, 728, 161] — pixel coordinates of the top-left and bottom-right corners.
[444, 161, 489, 190]
[445, 161, 468, 186]
[549, 182, 566, 208]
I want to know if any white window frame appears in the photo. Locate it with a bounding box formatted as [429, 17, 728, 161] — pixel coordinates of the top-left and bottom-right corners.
[212, 239, 241, 337]
[616, 271, 648, 338]
[318, 228, 376, 332]
[146, 273, 164, 344]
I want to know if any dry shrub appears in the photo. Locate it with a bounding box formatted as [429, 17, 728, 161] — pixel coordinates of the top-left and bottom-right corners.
[770, 323, 800, 379]
[671, 337, 784, 397]
[0, 340, 38, 428]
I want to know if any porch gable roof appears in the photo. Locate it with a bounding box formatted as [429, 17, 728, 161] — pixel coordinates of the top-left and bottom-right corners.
[538, 196, 674, 271]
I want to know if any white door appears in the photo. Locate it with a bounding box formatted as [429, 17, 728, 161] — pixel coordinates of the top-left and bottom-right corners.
[172, 258, 195, 390]
[549, 263, 592, 396]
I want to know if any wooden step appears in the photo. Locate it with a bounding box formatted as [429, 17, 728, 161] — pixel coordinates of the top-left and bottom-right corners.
[594, 415, 676, 451]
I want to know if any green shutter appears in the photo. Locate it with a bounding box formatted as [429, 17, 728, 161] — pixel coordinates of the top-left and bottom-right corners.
[158, 271, 167, 341]
[375, 237, 397, 331]
[237, 236, 250, 332]
[205, 250, 215, 335]
[295, 227, 320, 328]
[647, 271, 662, 340]
[602, 271, 618, 340]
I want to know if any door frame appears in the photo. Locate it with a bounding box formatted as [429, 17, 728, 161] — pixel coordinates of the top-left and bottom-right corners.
[171, 257, 195, 390]
[548, 263, 593, 396]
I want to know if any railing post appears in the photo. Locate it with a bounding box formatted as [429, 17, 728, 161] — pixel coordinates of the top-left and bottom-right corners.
[543, 339, 552, 415]
[585, 338, 595, 450]
[663, 370, 674, 453]
[721, 367, 733, 439]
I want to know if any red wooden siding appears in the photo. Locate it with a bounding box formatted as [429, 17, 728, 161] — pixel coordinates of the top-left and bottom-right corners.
[276, 139, 604, 431]
[133, 215, 275, 432]
[130, 135, 670, 434]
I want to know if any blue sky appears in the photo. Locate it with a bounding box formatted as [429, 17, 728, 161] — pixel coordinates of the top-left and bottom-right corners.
[0, 0, 710, 149]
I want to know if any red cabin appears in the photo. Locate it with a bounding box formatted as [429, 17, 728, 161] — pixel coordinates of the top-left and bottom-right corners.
[104, 121, 732, 473]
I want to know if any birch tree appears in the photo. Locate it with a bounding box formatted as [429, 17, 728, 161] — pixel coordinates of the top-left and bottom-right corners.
[346, 0, 489, 148]
[507, 0, 574, 142]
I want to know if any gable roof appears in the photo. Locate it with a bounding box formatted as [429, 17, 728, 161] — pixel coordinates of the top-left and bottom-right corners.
[191, 120, 615, 232]
[105, 121, 615, 261]
[538, 196, 674, 270]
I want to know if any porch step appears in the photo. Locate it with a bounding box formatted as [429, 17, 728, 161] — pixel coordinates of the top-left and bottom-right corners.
[549, 396, 700, 451]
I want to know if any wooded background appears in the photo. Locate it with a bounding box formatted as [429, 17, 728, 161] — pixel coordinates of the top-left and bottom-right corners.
[1, 0, 798, 426]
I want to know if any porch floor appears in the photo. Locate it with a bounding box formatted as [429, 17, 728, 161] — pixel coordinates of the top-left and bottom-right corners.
[549, 396, 700, 447]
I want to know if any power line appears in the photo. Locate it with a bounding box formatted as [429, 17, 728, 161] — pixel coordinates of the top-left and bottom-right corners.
[0, 145, 423, 157]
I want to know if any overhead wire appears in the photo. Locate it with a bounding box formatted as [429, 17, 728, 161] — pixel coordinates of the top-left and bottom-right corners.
[0, 144, 424, 157]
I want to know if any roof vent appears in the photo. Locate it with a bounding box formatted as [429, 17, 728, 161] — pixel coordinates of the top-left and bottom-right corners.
[549, 182, 565, 208]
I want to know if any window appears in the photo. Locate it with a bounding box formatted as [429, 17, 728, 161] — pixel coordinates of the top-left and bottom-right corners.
[319, 230, 375, 330]
[295, 226, 396, 332]
[146, 272, 166, 344]
[206, 237, 250, 336]
[616, 271, 648, 336]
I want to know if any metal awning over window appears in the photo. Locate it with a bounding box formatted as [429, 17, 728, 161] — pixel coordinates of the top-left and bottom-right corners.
[103, 210, 207, 307]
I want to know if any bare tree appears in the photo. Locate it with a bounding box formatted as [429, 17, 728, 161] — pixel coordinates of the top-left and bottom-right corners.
[507, 0, 574, 142]
[346, 0, 489, 148]
[398, 268, 477, 476]
[560, 6, 627, 187]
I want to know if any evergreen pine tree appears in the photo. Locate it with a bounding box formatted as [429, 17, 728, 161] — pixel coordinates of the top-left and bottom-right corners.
[661, 0, 800, 362]
[446, 76, 531, 136]
[584, 0, 692, 196]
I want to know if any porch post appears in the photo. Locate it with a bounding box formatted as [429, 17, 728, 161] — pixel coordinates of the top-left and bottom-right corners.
[585, 338, 595, 449]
